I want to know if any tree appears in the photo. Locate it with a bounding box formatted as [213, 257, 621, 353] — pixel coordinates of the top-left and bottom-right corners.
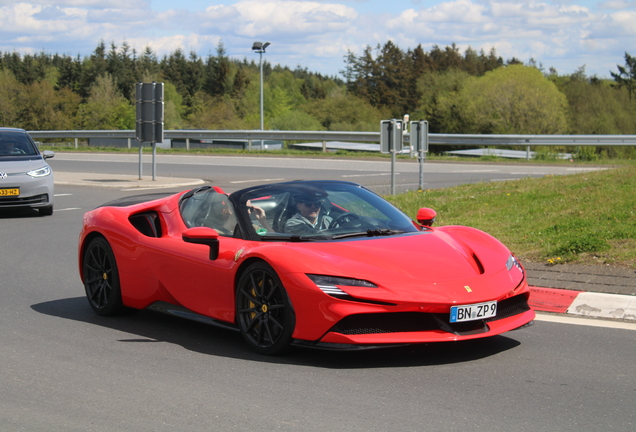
[415, 69, 472, 133]
[455, 65, 569, 134]
[138, 46, 159, 78]
[205, 40, 231, 97]
[611, 52, 636, 100]
[557, 69, 636, 135]
[20, 80, 80, 130]
[0, 69, 23, 126]
[304, 93, 384, 131]
[77, 74, 134, 129]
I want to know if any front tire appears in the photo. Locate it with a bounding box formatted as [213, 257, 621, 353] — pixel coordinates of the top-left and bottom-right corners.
[82, 237, 125, 316]
[236, 262, 294, 355]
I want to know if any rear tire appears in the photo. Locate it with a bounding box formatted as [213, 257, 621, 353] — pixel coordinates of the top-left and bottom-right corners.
[236, 262, 294, 355]
[82, 237, 126, 316]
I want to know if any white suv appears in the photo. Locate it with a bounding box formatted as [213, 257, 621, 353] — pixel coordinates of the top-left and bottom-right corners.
[0, 128, 54, 216]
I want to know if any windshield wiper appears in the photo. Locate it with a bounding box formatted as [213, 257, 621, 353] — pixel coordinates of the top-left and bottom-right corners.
[259, 233, 323, 242]
[331, 229, 405, 239]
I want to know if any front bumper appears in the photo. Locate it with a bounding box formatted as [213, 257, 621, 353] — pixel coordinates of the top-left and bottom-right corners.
[0, 173, 53, 209]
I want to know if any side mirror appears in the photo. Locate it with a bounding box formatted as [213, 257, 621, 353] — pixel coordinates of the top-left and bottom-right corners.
[416, 208, 437, 227]
[182, 227, 220, 260]
[42, 150, 55, 159]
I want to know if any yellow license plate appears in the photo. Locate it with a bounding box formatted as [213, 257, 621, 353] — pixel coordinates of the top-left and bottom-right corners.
[0, 188, 19, 196]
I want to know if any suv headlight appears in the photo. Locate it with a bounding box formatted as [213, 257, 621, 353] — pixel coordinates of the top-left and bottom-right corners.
[27, 166, 51, 177]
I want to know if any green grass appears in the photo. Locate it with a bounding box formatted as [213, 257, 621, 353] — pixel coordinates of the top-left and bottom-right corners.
[387, 165, 636, 269]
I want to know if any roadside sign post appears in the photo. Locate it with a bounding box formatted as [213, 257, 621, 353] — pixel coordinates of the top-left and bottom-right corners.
[410, 120, 429, 190]
[380, 119, 404, 195]
[136, 82, 164, 181]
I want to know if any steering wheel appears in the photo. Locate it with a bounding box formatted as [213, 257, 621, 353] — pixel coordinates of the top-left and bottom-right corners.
[329, 213, 366, 229]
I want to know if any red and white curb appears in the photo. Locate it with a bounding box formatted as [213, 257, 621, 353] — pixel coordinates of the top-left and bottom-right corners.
[529, 287, 636, 321]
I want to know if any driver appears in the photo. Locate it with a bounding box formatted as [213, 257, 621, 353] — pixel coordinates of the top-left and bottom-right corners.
[284, 194, 333, 234]
[0, 140, 18, 155]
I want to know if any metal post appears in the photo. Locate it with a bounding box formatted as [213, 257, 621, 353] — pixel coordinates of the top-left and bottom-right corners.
[418, 152, 425, 190]
[138, 144, 143, 180]
[248, 139, 252, 151]
[418, 123, 424, 191]
[259, 51, 264, 133]
[186, 138, 190, 151]
[259, 51, 264, 150]
[391, 149, 396, 195]
[322, 141, 327, 152]
[152, 143, 157, 181]
[390, 120, 396, 195]
[526, 145, 531, 161]
[418, 121, 428, 191]
[74, 138, 78, 149]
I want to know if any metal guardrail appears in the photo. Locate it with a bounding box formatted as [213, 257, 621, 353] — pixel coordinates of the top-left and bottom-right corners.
[27, 129, 636, 147]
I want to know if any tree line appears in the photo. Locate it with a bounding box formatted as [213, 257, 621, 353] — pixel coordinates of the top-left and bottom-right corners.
[0, 40, 635, 157]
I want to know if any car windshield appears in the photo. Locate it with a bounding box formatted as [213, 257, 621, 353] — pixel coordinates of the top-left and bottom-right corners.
[235, 181, 420, 241]
[0, 131, 39, 157]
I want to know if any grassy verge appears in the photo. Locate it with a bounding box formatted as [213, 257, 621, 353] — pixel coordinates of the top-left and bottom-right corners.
[387, 165, 636, 269]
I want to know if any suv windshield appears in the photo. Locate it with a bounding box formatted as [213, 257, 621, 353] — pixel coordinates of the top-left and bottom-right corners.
[0, 131, 38, 157]
[235, 181, 420, 241]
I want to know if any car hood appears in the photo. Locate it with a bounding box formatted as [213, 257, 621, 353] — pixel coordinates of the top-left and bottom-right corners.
[266, 228, 522, 303]
[0, 156, 47, 174]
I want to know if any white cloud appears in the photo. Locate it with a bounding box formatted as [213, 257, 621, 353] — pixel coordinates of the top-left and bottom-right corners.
[0, 0, 633, 77]
[609, 10, 636, 34]
[598, 0, 636, 10]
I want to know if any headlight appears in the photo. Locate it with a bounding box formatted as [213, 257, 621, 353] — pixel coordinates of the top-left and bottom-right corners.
[307, 274, 377, 296]
[506, 254, 523, 273]
[27, 166, 51, 178]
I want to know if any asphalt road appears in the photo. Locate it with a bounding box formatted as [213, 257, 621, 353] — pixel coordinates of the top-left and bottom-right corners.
[1, 156, 633, 432]
[46, 152, 605, 194]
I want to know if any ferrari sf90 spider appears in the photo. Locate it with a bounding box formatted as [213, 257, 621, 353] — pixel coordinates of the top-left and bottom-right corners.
[79, 180, 534, 355]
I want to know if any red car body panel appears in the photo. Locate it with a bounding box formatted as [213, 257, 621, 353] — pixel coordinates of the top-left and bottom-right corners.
[79, 182, 534, 349]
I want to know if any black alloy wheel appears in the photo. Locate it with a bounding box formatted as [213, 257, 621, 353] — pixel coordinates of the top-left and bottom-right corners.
[82, 237, 125, 316]
[236, 262, 294, 355]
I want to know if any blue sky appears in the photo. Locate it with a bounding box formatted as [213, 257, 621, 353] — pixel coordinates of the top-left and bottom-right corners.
[1, 0, 634, 78]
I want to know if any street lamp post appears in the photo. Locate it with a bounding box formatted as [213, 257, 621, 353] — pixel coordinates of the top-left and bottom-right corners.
[252, 41, 270, 150]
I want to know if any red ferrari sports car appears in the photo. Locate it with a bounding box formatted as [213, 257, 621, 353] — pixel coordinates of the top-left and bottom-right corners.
[79, 180, 534, 355]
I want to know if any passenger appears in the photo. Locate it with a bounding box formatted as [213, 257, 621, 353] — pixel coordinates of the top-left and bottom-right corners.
[284, 194, 332, 234]
[206, 195, 238, 235]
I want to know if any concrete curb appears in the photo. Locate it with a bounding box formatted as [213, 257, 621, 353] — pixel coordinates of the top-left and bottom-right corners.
[529, 286, 636, 321]
[54, 171, 205, 189]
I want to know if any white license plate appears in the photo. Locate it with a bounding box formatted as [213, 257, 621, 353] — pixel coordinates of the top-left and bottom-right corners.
[450, 301, 497, 323]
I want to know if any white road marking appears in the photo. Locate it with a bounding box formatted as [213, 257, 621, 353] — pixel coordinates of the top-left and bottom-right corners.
[451, 170, 499, 173]
[534, 313, 636, 330]
[54, 193, 72, 197]
[229, 178, 285, 184]
[341, 173, 396, 178]
[120, 187, 179, 191]
[54, 207, 81, 212]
